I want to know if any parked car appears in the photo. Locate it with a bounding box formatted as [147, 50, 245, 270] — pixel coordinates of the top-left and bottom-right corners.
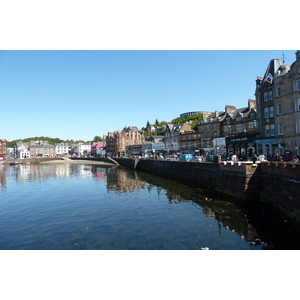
[179, 154, 193, 162]
[191, 156, 202, 162]
[271, 154, 293, 162]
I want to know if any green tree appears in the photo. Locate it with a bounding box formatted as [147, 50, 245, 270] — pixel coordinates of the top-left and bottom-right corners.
[93, 135, 103, 142]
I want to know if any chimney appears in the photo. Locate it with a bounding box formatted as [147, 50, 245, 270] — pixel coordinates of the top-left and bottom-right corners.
[225, 105, 236, 113]
[296, 50, 300, 61]
[248, 99, 256, 110]
[215, 110, 219, 117]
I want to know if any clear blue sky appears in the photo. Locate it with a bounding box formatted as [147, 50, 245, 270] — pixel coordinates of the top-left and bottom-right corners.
[0, 50, 298, 142]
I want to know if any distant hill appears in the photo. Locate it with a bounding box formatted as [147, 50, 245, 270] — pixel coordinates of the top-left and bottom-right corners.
[6, 137, 88, 148]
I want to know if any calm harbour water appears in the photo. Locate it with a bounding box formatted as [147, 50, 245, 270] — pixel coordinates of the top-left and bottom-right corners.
[0, 162, 298, 250]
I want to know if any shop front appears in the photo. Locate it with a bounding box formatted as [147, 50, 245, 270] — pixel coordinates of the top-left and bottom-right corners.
[255, 138, 278, 160]
[226, 135, 257, 159]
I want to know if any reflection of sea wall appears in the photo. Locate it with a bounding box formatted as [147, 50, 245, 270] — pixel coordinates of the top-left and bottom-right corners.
[114, 167, 261, 245]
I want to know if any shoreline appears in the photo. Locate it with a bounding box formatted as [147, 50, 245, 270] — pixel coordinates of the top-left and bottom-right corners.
[39, 159, 114, 165]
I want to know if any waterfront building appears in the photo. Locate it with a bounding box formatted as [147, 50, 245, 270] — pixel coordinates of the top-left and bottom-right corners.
[28, 141, 56, 157]
[163, 123, 192, 153]
[19, 149, 30, 159]
[223, 99, 258, 158]
[198, 110, 224, 155]
[106, 126, 145, 157]
[16, 141, 29, 158]
[55, 143, 70, 156]
[179, 130, 201, 155]
[73, 143, 91, 156]
[255, 51, 300, 157]
[141, 135, 165, 156]
[6, 148, 15, 159]
[91, 142, 105, 157]
[197, 100, 257, 157]
[0, 139, 6, 160]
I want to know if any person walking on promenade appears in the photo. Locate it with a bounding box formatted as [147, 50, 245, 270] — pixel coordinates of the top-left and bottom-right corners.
[274, 153, 283, 162]
[293, 155, 299, 163]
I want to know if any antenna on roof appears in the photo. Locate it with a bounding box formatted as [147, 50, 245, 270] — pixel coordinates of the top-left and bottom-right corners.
[282, 51, 286, 64]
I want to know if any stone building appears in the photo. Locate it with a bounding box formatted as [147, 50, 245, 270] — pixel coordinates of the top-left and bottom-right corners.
[223, 100, 257, 158]
[198, 110, 225, 155]
[179, 130, 201, 155]
[106, 126, 145, 157]
[255, 51, 300, 157]
[163, 123, 192, 153]
[197, 100, 257, 158]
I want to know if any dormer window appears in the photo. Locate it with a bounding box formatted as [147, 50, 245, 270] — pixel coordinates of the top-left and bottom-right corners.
[226, 117, 230, 122]
[236, 116, 242, 122]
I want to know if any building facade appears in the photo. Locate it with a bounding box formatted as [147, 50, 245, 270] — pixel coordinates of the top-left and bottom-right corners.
[55, 143, 70, 156]
[223, 100, 258, 158]
[255, 51, 300, 157]
[0, 139, 6, 160]
[73, 143, 91, 156]
[28, 141, 56, 157]
[106, 126, 145, 157]
[91, 142, 105, 157]
[163, 123, 192, 153]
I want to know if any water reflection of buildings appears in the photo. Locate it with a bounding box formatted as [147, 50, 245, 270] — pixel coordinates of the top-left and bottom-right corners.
[105, 168, 147, 193]
[12, 164, 93, 183]
[0, 165, 6, 190]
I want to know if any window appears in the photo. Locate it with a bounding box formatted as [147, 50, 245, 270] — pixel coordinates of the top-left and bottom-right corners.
[269, 106, 274, 117]
[264, 107, 269, 118]
[295, 98, 300, 111]
[224, 125, 231, 132]
[270, 124, 275, 136]
[277, 103, 282, 115]
[264, 106, 274, 118]
[293, 80, 300, 92]
[278, 122, 284, 135]
[264, 91, 273, 101]
[296, 119, 300, 134]
[236, 116, 242, 122]
[265, 125, 270, 136]
[268, 91, 273, 100]
[276, 86, 282, 97]
[248, 120, 257, 129]
[236, 124, 243, 131]
[226, 117, 230, 122]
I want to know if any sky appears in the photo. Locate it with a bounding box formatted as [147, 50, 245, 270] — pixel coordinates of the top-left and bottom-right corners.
[0, 1, 298, 143]
[0, 50, 298, 142]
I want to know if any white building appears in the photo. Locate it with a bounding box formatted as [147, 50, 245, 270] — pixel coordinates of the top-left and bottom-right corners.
[6, 148, 15, 158]
[73, 143, 91, 156]
[19, 149, 30, 159]
[96, 148, 106, 157]
[55, 143, 70, 156]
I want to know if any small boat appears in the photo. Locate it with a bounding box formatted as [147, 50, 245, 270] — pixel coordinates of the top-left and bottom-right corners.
[10, 162, 21, 165]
